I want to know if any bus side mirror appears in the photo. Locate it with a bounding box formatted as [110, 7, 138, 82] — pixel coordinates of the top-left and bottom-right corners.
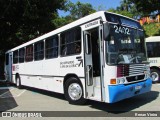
[103, 22, 110, 41]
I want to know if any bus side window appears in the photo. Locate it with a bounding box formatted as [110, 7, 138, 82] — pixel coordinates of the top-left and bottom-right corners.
[75, 42, 81, 53]
[45, 35, 58, 59]
[25, 45, 33, 62]
[60, 27, 81, 56]
[13, 50, 18, 64]
[34, 41, 44, 61]
[62, 45, 67, 56]
[60, 33, 67, 56]
[153, 42, 160, 57]
[75, 27, 81, 54]
[19, 48, 25, 63]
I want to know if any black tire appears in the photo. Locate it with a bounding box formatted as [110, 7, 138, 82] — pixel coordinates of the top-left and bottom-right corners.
[150, 69, 160, 83]
[16, 75, 22, 89]
[64, 77, 86, 105]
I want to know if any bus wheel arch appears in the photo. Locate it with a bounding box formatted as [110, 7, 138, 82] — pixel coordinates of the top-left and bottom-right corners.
[63, 74, 86, 104]
[15, 73, 22, 89]
[150, 67, 160, 83]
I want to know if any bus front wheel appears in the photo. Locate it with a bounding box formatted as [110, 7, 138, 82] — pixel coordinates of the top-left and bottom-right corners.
[150, 69, 160, 83]
[64, 77, 86, 105]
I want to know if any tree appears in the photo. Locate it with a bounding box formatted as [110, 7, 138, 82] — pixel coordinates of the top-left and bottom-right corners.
[0, 0, 67, 54]
[119, 0, 131, 11]
[128, 0, 160, 37]
[108, 0, 160, 19]
[108, 0, 140, 19]
[0, 0, 67, 79]
[53, 1, 96, 28]
[143, 23, 160, 37]
[128, 0, 160, 16]
[66, 1, 96, 20]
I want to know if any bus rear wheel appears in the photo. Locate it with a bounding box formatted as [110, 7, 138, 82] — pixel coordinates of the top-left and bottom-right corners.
[16, 76, 22, 89]
[64, 77, 86, 105]
[150, 69, 160, 83]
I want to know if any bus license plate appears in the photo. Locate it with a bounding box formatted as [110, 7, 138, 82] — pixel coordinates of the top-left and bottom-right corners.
[135, 85, 142, 90]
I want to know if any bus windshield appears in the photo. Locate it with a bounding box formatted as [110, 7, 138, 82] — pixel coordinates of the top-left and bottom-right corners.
[106, 24, 147, 65]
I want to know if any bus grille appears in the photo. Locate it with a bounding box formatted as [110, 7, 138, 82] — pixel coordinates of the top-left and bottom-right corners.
[117, 64, 146, 82]
[129, 64, 145, 76]
[126, 74, 145, 82]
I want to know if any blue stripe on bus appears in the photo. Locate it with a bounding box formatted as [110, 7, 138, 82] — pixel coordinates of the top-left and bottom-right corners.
[108, 78, 152, 103]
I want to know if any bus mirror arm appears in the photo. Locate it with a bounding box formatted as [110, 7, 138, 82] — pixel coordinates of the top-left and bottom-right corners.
[103, 22, 110, 41]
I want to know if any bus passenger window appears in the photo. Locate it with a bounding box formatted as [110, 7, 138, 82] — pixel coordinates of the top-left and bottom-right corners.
[61, 46, 67, 55]
[45, 35, 58, 59]
[60, 27, 81, 56]
[13, 50, 18, 64]
[25, 45, 33, 62]
[19, 48, 25, 63]
[34, 41, 44, 61]
[75, 43, 81, 53]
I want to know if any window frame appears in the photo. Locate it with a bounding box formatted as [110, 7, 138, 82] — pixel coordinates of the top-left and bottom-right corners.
[45, 35, 59, 59]
[146, 42, 160, 58]
[25, 44, 33, 62]
[19, 48, 25, 63]
[34, 40, 44, 61]
[60, 27, 81, 57]
[13, 50, 19, 64]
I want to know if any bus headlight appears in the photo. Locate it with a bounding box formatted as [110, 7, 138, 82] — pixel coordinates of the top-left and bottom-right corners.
[117, 77, 126, 84]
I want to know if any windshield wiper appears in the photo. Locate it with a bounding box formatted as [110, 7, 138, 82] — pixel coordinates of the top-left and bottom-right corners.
[129, 56, 140, 63]
[117, 54, 141, 64]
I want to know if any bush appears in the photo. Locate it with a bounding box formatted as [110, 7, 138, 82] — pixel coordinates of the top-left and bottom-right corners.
[143, 23, 160, 37]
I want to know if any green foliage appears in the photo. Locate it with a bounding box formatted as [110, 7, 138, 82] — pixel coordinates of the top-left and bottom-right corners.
[0, 0, 67, 55]
[128, 0, 160, 15]
[52, 15, 75, 28]
[108, 0, 160, 19]
[0, 0, 67, 79]
[66, 1, 96, 19]
[108, 8, 134, 18]
[0, 0, 96, 56]
[143, 23, 160, 37]
[53, 1, 96, 28]
[107, 0, 140, 19]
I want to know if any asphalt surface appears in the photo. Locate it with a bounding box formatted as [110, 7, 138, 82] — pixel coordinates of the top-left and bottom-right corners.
[0, 81, 159, 119]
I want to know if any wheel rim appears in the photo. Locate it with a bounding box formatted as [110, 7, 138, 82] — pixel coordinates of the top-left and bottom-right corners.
[68, 83, 82, 100]
[151, 72, 159, 82]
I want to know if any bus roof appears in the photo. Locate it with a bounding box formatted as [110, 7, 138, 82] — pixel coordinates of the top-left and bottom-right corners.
[6, 11, 139, 53]
[146, 36, 160, 42]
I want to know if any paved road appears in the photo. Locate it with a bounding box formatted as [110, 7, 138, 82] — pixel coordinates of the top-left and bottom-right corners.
[0, 82, 159, 119]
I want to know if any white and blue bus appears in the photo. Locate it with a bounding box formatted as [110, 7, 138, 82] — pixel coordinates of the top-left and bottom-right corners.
[146, 36, 160, 83]
[5, 11, 152, 104]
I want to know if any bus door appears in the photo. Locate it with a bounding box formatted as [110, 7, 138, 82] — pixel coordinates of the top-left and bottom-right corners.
[6, 52, 12, 82]
[83, 26, 104, 101]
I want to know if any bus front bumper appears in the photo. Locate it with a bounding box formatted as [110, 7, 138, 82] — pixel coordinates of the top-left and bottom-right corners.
[108, 78, 152, 103]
